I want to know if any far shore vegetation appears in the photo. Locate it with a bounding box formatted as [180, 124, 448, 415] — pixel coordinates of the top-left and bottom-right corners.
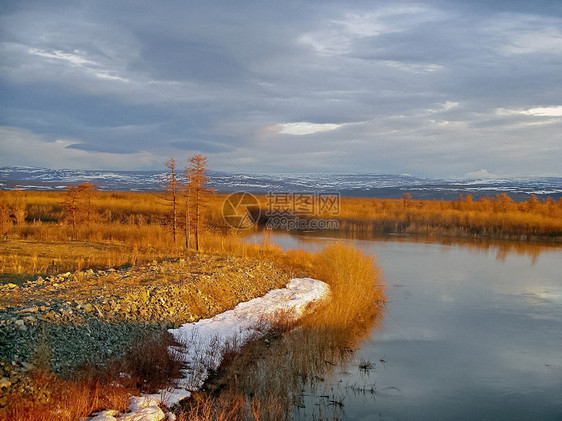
[0, 155, 559, 420]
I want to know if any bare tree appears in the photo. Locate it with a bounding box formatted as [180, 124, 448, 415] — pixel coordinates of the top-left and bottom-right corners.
[0, 203, 12, 237]
[181, 179, 190, 249]
[64, 185, 81, 237]
[187, 154, 214, 251]
[164, 158, 180, 244]
[64, 182, 99, 238]
[81, 182, 98, 229]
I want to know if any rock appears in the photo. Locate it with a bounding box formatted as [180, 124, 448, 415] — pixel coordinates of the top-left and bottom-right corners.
[0, 377, 11, 388]
[16, 306, 38, 313]
[89, 409, 119, 421]
[44, 311, 57, 320]
[20, 362, 33, 371]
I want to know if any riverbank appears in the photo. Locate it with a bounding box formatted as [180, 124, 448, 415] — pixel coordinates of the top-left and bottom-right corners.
[258, 194, 562, 243]
[0, 254, 291, 419]
[0, 240, 385, 420]
[85, 278, 330, 421]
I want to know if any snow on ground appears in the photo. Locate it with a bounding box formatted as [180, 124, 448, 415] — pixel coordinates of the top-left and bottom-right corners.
[85, 278, 330, 421]
[169, 277, 330, 394]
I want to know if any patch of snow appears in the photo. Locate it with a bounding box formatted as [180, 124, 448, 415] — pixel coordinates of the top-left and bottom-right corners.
[169, 277, 330, 395]
[84, 277, 330, 420]
[119, 397, 165, 421]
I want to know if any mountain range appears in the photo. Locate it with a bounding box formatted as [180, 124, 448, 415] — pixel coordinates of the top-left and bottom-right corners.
[1, 166, 561, 201]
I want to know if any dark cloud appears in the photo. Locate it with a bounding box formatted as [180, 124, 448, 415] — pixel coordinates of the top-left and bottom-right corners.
[1, 0, 561, 176]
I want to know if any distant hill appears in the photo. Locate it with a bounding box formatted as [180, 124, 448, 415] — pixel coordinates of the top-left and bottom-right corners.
[1, 166, 560, 201]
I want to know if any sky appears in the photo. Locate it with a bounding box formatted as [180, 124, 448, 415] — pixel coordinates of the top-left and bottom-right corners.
[1, 0, 561, 178]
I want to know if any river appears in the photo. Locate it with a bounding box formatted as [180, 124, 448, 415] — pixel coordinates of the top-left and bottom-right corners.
[246, 232, 562, 420]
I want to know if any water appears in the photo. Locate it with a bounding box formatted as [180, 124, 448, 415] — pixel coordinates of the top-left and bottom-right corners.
[247, 232, 562, 420]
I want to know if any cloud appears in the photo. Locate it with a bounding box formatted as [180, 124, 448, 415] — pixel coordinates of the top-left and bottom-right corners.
[299, 5, 443, 57]
[274, 122, 345, 136]
[27, 47, 131, 82]
[494, 19, 562, 56]
[0, 1, 561, 177]
[28, 48, 97, 66]
[497, 106, 562, 117]
[464, 169, 498, 179]
[522, 106, 562, 117]
[0, 126, 157, 170]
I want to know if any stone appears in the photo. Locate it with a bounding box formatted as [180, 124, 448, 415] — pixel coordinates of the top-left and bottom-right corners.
[89, 409, 119, 421]
[20, 362, 33, 371]
[0, 377, 10, 388]
[16, 306, 38, 314]
[44, 311, 57, 320]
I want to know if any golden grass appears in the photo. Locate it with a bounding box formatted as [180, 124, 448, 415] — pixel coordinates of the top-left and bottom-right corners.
[1, 238, 384, 420]
[2, 190, 561, 254]
[181, 243, 385, 420]
[1, 188, 388, 420]
[332, 194, 562, 240]
[0, 330, 187, 421]
[307, 243, 384, 329]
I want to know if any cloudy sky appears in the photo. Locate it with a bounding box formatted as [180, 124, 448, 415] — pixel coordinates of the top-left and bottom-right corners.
[1, 0, 561, 178]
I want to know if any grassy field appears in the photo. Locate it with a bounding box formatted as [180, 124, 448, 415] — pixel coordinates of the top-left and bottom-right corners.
[2, 185, 559, 419]
[331, 194, 562, 241]
[0, 189, 387, 420]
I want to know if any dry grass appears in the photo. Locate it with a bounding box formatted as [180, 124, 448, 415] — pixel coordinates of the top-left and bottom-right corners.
[1, 188, 387, 420]
[0, 331, 182, 421]
[307, 243, 384, 329]
[175, 392, 285, 421]
[182, 243, 385, 420]
[331, 194, 562, 240]
[0, 371, 133, 421]
[1, 240, 383, 420]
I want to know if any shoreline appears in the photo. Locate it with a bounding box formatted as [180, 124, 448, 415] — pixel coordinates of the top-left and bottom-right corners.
[85, 278, 330, 421]
[0, 240, 385, 420]
[0, 255, 292, 408]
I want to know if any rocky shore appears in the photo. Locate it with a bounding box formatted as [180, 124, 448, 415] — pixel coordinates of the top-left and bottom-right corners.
[0, 255, 291, 405]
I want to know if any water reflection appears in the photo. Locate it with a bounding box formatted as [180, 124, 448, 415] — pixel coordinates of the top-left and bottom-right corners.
[243, 229, 560, 264]
[242, 231, 562, 420]
[196, 290, 385, 420]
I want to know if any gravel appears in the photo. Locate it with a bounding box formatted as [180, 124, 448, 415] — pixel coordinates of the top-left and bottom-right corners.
[0, 255, 291, 403]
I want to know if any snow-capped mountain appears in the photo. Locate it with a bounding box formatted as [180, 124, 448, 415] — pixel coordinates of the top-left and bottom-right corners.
[1, 166, 560, 200]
